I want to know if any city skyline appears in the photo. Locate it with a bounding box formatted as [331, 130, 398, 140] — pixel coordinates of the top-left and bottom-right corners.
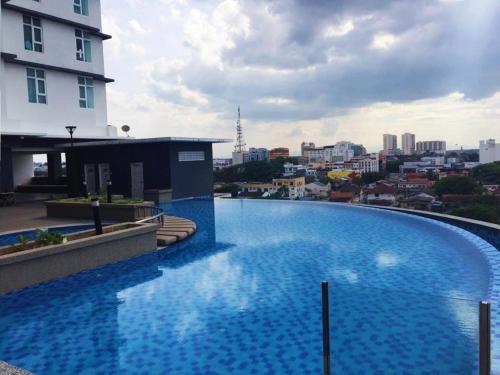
[102, 0, 500, 157]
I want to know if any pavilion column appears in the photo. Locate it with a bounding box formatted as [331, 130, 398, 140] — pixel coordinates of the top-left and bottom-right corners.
[47, 153, 62, 185]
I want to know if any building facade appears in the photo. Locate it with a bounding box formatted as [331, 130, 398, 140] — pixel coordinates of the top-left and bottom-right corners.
[269, 147, 289, 160]
[383, 134, 397, 155]
[272, 176, 305, 199]
[245, 147, 269, 162]
[325, 141, 354, 162]
[301, 142, 315, 157]
[416, 141, 446, 154]
[1, 0, 115, 192]
[401, 133, 415, 155]
[479, 139, 500, 164]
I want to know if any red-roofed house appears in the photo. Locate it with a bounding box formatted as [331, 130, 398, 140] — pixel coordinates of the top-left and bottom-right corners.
[330, 192, 355, 203]
[363, 182, 396, 206]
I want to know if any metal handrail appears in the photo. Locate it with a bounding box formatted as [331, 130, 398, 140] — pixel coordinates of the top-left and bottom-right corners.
[135, 204, 165, 225]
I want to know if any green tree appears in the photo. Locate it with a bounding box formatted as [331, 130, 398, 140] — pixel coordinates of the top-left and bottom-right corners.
[385, 160, 403, 173]
[449, 205, 500, 224]
[472, 162, 500, 184]
[362, 172, 386, 185]
[434, 176, 478, 195]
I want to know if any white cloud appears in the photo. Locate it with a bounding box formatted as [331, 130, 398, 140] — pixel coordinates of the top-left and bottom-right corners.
[256, 97, 293, 105]
[183, 0, 251, 69]
[125, 43, 146, 57]
[370, 32, 398, 50]
[129, 19, 147, 34]
[324, 19, 354, 37]
[101, 15, 124, 58]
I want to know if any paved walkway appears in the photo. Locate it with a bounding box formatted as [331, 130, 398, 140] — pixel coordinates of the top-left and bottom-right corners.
[0, 201, 92, 233]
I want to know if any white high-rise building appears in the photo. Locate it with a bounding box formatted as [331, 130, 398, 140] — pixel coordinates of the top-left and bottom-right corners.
[325, 141, 354, 162]
[401, 133, 415, 155]
[416, 141, 446, 154]
[1, 0, 115, 191]
[479, 139, 500, 164]
[383, 134, 397, 155]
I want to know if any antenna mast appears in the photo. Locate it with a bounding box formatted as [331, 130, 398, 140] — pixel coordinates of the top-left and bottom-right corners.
[234, 106, 246, 153]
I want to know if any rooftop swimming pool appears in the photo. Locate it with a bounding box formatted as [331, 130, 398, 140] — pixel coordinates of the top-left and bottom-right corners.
[0, 199, 498, 374]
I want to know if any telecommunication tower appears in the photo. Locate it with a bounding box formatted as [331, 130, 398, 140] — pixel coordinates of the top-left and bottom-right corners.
[234, 106, 246, 153]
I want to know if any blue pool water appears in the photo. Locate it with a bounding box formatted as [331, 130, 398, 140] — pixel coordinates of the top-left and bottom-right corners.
[0, 225, 96, 247]
[0, 199, 497, 374]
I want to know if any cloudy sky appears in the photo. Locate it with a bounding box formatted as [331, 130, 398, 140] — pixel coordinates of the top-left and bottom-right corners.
[102, 0, 500, 157]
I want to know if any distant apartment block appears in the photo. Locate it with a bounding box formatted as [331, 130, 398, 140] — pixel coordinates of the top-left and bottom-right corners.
[301, 142, 315, 157]
[479, 139, 500, 164]
[416, 141, 446, 154]
[269, 147, 289, 160]
[245, 147, 269, 162]
[383, 134, 397, 155]
[325, 141, 355, 162]
[213, 158, 232, 171]
[401, 133, 415, 155]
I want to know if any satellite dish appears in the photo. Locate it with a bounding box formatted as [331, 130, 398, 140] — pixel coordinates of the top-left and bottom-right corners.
[121, 125, 131, 137]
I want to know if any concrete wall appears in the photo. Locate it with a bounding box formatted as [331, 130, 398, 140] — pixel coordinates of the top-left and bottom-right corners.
[0, 222, 158, 294]
[11, 153, 33, 186]
[169, 142, 214, 199]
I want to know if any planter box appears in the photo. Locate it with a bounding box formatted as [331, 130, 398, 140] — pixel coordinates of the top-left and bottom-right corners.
[45, 200, 154, 222]
[0, 222, 159, 294]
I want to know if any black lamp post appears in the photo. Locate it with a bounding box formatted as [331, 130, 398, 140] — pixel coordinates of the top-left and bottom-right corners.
[65, 126, 76, 147]
[65, 126, 77, 197]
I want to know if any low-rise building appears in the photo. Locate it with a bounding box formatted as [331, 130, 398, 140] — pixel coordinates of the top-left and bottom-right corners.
[305, 182, 330, 199]
[397, 178, 434, 191]
[400, 193, 436, 211]
[283, 162, 307, 178]
[363, 181, 396, 206]
[272, 177, 305, 199]
[213, 158, 232, 171]
[270, 147, 290, 160]
[327, 170, 359, 181]
[330, 192, 355, 203]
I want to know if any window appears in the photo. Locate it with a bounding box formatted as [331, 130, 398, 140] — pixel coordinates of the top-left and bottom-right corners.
[178, 151, 206, 162]
[75, 29, 92, 62]
[74, 0, 89, 15]
[78, 77, 94, 108]
[23, 15, 43, 52]
[26, 68, 47, 104]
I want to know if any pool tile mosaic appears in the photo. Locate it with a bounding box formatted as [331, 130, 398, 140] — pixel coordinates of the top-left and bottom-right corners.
[0, 199, 498, 374]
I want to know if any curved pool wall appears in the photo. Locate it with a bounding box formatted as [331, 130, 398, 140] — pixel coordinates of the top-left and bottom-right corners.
[358, 204, 500, 252]
[0, 198, 498, 374]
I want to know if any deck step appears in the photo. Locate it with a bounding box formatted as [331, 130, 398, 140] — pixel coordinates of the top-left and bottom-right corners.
[156, 215, 196, 246]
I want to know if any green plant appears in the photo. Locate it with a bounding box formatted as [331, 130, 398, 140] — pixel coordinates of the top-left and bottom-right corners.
[14, 234, 30, 250]
[35, 230, 66, 247]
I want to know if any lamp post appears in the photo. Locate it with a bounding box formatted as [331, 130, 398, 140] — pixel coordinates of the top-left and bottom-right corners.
[65, 126, 77, 197]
